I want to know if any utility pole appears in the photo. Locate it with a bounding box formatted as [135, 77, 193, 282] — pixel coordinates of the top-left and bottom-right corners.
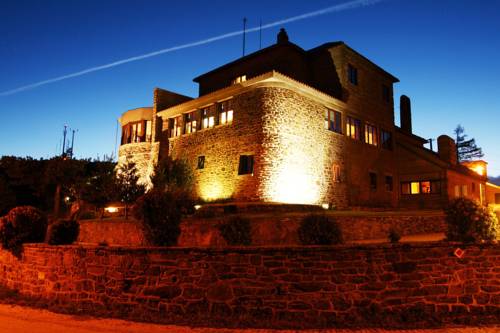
[242, 17, 247, 56]
[69, 129, 77, 158]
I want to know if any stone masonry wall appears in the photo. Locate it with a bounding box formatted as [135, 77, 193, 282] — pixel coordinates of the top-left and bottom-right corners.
[178, 212, 446, 247]
[168, 89, 265, 202]
[0, 243, 498, 329]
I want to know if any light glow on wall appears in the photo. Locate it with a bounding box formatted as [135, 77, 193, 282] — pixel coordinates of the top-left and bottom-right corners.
[198, 180, 233, 202]
[471, 164, 485, 176]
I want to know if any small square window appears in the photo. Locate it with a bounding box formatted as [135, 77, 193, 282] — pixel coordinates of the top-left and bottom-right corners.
[197, 156, 205, 169]
[369, 172, 377, 190]
[238, 155, 254, 175]
[348, 64, 358, 85]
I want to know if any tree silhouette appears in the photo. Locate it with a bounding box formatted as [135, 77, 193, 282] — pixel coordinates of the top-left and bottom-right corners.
[116, 160, 145, 219]
[454, 125, 484, 162]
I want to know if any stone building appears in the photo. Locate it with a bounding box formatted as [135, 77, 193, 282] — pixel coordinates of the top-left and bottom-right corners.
[118, 29, 494, 209]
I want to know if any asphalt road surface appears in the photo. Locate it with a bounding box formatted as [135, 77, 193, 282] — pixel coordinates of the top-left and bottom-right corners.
[0, 304, 498, 333]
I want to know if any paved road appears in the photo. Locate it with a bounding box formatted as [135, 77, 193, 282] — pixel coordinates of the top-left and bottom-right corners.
[0, 304, 498, 333]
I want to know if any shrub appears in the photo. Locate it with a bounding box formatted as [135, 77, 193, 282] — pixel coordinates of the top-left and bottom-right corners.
[46, 219, 79, 245]
[445, 197, 499, 243]
[218, 216, 252, 246]
[297, 214, 343, 245]
[135, 189, 183, 246]
[0, 206, 48, 250]
[388, 228, 401, 243]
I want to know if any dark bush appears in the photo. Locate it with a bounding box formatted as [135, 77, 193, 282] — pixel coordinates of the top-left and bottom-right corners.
[388, 228, 401, 243]
[135, 189, 183, 246]
[297, 214, 343, 245]
[0, 206, 48, 250]
[218, 216, 252, 246]
[445, 197, 499, 243]
[47, 219, 79, 245]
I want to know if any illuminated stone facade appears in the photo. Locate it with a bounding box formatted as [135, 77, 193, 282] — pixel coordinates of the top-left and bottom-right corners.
[118, 30, 489, 208]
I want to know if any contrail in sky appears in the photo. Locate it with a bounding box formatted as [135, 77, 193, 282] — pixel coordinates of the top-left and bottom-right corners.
[0, 0, 384, 97]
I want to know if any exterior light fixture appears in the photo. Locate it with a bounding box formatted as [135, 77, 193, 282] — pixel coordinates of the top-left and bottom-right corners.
[321, 203, 329, 210]
[104, 206, 119, 213]
[194, 204, 202, 210]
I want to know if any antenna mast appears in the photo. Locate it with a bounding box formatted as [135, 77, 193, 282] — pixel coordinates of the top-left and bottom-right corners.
[242, 17, 247, 56]
[61, 125, 68, 157]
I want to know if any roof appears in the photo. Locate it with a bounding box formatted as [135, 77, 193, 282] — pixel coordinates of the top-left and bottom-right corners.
[193, 41, 306, 82]
[308, 42, 400, 82]
[193, 39, 399, 83]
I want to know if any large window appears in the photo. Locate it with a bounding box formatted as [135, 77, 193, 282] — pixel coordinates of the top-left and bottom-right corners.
[346, 116, 361, 140]
[170, 116, 182, 138]
[201, 106, 215, 129]
[332, 164, 341, 182]
[238, 155, 254, 175]
[324, 109, 342, 133]
[348, 64, 358, 85]
[381, 130, 393, 150]
[401, 180, 441, 195]
[184, 111, 197, 134]
[217, 99, 233, 125]
[364, 123, 378, 146]
[121, 120, 152, 144]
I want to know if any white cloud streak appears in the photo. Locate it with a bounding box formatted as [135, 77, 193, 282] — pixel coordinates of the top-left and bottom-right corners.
[0, 0, 383, 97]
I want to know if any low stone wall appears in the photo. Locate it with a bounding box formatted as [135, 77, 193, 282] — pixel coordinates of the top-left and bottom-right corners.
[78, 219, 146, 246]
[179, 212, 446, 247]
[78, 212, 445, 247]
[0, 242, 498, 329]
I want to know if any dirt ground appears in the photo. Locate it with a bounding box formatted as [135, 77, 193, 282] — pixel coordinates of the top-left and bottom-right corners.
[0, 303, 498, 333]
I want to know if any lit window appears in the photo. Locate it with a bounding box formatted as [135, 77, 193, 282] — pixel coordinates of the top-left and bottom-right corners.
[462, 185, 468, 196]
[381, 130, 392, 150]
[201, 106, 215, 129]
[364, 124, 378, 146]
[401, 180, 441, 195]
[145, 120, 152, 142]
[184, 111, 197, 134]
[346, 116, 361, 140]
[348, 64, 358, 85]
[170, 116, 182, 137]
[197, 156, 205, 169]
[122, 120, 151, 144]
[232, 75, 247, 84]
[332, 164, 341, 182]
[238, 155, 254, 175]
[369, 172, 377, 190]
[385, 175, 393, 191]
[217, 99, 233, 125]
[421, 181, 431, 193]
[324, 109, 342, 133]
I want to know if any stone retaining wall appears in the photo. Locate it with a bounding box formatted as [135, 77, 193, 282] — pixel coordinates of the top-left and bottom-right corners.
[0, 243, 498, 329]
[78, 212, 445, 247]
[180, 211, 446, 247]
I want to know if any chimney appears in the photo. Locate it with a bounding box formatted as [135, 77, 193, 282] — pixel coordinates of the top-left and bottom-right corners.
[400, 95, 412, 134]
[277, 28, 289, 44]
[437, 135, 457, 165]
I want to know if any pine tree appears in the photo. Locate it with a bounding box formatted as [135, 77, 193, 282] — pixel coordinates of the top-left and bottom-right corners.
[116, 160, 145, 219]
[454, 125, 484, 162]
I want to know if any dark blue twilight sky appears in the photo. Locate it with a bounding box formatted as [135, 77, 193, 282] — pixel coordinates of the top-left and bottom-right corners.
[0, 0, 499, 176]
